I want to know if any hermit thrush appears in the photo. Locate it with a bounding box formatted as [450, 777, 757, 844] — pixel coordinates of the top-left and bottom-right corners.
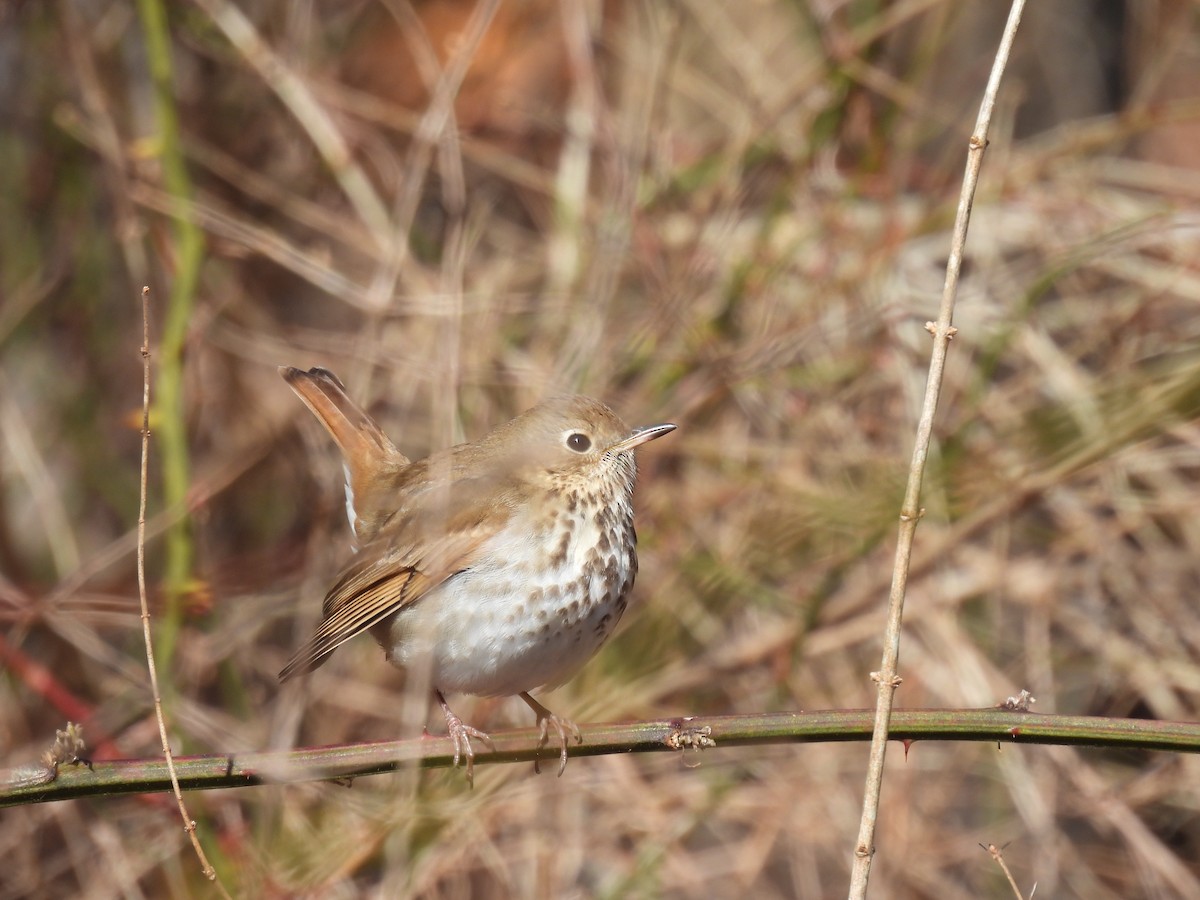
[278, 367, 675, 783]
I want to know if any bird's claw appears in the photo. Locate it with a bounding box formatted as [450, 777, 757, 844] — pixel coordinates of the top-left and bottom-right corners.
[520, 692, 582, 776]
[534, 712, 582, 776]
[438, 691, 494, 787]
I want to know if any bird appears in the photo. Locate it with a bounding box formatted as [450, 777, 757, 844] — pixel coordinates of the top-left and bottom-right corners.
[277, 366, 675, 783]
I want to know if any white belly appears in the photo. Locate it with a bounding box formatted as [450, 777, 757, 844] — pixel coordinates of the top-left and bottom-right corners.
[378, 503, 637, 696]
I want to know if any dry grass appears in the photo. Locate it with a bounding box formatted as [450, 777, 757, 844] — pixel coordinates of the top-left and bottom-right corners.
[4, 1, 1200, 897]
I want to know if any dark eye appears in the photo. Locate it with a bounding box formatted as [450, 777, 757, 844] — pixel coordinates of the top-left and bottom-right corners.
[566, 432, 592, 452]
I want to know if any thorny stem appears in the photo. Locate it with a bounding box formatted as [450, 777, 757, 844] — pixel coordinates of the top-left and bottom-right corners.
[846, 2, 1028, 897]
[135, 287, 230, 896]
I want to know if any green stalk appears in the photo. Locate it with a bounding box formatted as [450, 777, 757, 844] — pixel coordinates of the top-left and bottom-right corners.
[7, 709, 1200, 807]
[136, 0, 205, 665]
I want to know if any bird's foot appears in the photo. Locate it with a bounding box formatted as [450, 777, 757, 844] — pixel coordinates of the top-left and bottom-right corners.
[519, 692, 582, 776]
[437, 690, 494, 787]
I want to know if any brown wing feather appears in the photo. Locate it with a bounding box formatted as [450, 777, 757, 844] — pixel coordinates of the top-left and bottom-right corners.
[278, 553, 433, 682]
[278, 478, 514, 682]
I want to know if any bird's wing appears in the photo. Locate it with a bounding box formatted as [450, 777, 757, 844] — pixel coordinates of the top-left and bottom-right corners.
[278, 479, 514, 681]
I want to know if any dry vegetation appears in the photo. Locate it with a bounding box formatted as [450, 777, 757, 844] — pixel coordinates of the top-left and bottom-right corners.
[3, 1, 1200, 897]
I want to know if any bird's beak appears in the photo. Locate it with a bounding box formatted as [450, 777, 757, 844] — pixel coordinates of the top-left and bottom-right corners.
[607, 423, 677, 454]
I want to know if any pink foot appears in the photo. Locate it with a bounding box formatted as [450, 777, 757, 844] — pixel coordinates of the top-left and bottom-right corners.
[437, 690, 494, 787]
[519, 692, 582, 776]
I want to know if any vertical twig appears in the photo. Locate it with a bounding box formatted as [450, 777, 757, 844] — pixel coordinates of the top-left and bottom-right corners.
[136, 0, 204, 659]
[137, 287, 230, 897]
[846, 3, 1027, 897]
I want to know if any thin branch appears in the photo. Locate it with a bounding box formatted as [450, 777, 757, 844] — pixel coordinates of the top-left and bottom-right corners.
[847, 2, 1028, 897]
[981, 842, 1028, 900]
[136, 0, 204, 642]
[5, 707, 1199, 808]
[136, 288, 229, 896]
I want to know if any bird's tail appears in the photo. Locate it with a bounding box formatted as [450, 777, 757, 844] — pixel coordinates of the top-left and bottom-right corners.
[280, 366, 408, 540]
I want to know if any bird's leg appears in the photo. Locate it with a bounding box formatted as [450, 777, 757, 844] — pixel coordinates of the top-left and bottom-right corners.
[436, 690, 494, 787]
[519, 692, 582, 776]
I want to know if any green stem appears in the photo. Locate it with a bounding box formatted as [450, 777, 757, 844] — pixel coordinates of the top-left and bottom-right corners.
[5, 708, 1199, 807]
[137, 0, 205, 664]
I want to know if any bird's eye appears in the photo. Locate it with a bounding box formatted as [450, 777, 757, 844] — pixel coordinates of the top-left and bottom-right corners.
[566, 432, 592, 452]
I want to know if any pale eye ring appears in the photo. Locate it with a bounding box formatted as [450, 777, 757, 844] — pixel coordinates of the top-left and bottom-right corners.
[566, 432, 592, 452]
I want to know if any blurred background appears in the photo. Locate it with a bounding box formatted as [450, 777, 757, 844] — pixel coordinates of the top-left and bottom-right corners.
[4, 0, 1200, 896]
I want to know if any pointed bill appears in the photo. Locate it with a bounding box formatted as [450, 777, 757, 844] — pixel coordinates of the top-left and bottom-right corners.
[606, 423, 677, 454]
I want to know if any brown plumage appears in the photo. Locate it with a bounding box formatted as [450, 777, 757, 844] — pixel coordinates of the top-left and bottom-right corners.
[279, 367, 675, 783]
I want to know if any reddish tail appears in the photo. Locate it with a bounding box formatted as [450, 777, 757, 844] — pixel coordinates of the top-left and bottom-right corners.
[280, 366, 407, 540]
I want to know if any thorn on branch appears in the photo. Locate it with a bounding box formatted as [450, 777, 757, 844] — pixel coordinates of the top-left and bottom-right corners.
[980, 841, 1011, 858]
[870, 672, 903, 688]
[924, 322, 959, 340]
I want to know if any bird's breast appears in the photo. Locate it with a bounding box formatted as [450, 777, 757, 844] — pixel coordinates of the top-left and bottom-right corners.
[379, 489, 639, 696]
